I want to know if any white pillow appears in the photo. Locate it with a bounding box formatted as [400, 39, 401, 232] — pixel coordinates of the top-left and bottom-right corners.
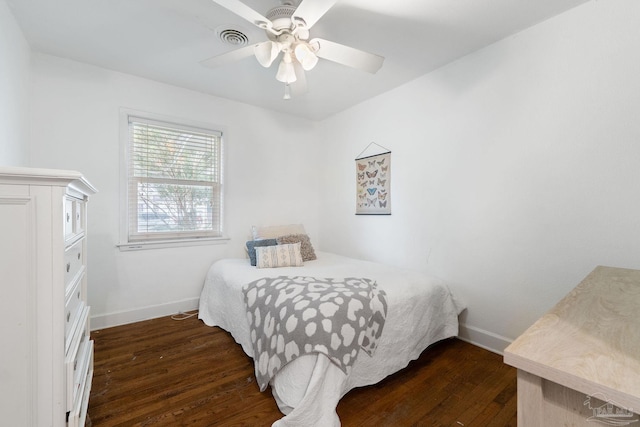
[255, 243, 304, 268]
[251, 224, 306, 240]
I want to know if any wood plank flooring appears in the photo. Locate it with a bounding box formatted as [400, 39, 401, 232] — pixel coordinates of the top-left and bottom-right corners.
[88, 314, 516, 426]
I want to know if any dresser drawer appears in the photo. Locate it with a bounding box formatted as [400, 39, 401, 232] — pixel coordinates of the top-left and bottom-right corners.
[64, 197, 74, 240]
[67, 341, 94, 427]
[64, 276, 84, 351]
[66, 334, 91, 412]
[65, 305, 90, 411]
[74, 200, 85, 235]
[64, 238, 84, 289]
[65, 196, 86, 244]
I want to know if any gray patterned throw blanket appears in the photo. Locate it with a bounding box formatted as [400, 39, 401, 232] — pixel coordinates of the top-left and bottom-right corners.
[242, 276, 388, 391]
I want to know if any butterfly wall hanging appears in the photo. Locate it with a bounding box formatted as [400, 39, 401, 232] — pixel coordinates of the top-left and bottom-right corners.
[355, 144, 391, 215]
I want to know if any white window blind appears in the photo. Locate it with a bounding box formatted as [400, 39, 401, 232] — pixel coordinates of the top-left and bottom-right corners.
[126, 116, 222, 242]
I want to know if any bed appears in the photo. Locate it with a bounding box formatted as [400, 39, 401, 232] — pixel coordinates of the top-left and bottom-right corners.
[198, 250, 464, 426]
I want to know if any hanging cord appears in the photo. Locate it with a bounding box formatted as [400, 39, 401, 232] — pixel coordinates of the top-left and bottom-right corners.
[171, 310, 199, 321]
[355, 142, 391, 160]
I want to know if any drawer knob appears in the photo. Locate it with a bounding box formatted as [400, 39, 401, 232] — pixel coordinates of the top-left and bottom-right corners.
[66, 263, 71, 273]
[67, 312, 71, 322]
[77, 291, 81, 299]
[66, 213, 70, 222]
[74, 360, 78, 371]
[77, 253, 81, 260]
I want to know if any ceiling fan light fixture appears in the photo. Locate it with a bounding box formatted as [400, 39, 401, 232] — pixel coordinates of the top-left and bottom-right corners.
[206, 0, 385, 99]
[254, 41, 280, 68]
[294, 42, 318, 71]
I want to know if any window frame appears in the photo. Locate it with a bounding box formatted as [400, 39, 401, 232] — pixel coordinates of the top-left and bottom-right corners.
[118, 109, 228, 251]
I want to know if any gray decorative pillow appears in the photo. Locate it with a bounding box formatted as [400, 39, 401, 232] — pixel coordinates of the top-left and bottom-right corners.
[246, 239, 278, 266]
[276, 234, 317, 261]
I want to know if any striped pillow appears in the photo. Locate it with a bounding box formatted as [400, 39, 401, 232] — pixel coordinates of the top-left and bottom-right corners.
[255, 243, 304, 268]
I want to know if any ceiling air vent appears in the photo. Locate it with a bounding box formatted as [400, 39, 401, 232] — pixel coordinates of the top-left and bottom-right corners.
[217, 28, 249, 46]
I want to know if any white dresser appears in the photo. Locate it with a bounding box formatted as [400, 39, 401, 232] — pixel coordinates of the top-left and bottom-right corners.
[0, 167, 97, 427]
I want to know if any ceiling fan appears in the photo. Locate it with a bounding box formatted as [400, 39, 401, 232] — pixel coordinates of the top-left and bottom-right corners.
[201, 0, 385, 99]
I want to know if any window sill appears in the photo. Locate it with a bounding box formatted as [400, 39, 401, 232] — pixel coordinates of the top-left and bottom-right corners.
[117, 236, 230, 251]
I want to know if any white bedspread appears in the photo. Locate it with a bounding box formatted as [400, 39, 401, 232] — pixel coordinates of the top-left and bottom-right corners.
[198, 251, 464, 426]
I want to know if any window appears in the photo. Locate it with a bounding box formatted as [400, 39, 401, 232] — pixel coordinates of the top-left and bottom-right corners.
[121, 112, 224, 248]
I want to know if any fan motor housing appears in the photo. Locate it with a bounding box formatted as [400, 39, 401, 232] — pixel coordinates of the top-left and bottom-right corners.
[266, 5, 295, 31]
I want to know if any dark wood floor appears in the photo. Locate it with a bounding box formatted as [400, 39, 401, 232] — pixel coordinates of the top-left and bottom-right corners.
[88, 314, 516, 426]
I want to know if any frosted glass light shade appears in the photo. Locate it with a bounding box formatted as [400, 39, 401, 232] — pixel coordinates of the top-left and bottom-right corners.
[276, 59, 297, 83]
[276, 53, 297, 83]
[254, 41, 279, 68]
[294, 43, 318, 71]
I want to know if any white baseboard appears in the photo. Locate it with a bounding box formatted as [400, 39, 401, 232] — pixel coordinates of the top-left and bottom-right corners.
[458, 323, 513, 355]
[90, 300, 512, 357]
[90, 297, 200, 331]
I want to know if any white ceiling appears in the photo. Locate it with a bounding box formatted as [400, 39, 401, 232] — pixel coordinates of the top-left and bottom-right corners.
[8, 0, 590, 121]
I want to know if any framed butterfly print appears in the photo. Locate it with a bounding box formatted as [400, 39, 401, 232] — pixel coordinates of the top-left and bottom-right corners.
[356, 151, 391, 215]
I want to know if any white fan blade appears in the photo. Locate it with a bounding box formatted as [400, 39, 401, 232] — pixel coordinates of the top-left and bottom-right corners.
[293, 0, 337, 29]
[211, 0, 273, 30]
[200, 45, 256, 68]
[311, 38, 384, 74]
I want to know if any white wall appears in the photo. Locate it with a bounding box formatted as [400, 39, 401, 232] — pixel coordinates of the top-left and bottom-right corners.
[29, 54, 321, 328]
[318, 0, 640, 353]
[0, 0, 30, 166]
